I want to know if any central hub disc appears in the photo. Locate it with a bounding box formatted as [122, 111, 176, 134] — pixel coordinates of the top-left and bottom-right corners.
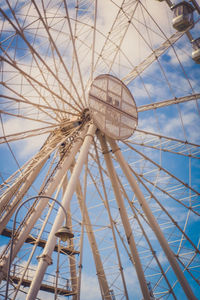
[88, 74, 138, 140]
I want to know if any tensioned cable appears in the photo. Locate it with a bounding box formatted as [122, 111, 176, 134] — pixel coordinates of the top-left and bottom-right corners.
[0, 114, 22, 174]
[63, 0, 87, 107]
[31, 0, 85, 110]
[0, 6, 83, 113]
[93, 139, 129, 298]
[137, 1, 200, 159]
[119, 177, 177, 299]
[123, 141, 200, 196]
[0, 124, 58, 144]
[0, 54, 76, 122]
[139, 1, 200, 114]
[130, 167, 199, 253]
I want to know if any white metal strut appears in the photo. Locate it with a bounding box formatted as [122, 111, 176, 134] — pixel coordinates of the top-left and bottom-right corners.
[98, 133, 151, 300]
[108, 138, 198, 300]
[26, 123, 96, 299]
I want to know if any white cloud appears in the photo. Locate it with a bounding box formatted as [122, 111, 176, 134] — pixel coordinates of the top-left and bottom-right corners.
[80, 272, 101, 300]
[123, 266, 142, 299]
[0, 117, 48, 158]
[139, 105, 200, 144]
[0, 1, 200, 299]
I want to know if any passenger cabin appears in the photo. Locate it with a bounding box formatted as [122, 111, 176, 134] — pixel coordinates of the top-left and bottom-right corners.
[192, 38, 200, 64]
[172, 1, 194, 31]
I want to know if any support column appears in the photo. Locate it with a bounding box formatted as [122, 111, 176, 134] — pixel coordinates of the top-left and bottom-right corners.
[62, 175, 78, 300]
[75, 180, 112, 300]
[0, 125, 88, 283]
[94, 142, 129, 299]
[98, 134, 150, 300]
[0, 157, 47, 233]
[108, 138, 197, 300]
[26, 123, 96, 300]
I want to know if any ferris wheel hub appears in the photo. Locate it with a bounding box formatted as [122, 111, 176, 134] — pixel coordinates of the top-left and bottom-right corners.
[88, 74, 138, 140]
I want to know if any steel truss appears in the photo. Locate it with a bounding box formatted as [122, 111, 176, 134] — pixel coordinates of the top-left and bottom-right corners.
[0, 1, 199, 300]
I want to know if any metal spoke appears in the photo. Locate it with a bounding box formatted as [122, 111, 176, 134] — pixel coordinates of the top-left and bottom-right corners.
[123, 141, 200, 196]
[126, 128, 200, 159]
[138, 94, 200, 112]
[0, 125, 57, 144]
[1, 1, 199, 299]
[122, 31, 185, 84]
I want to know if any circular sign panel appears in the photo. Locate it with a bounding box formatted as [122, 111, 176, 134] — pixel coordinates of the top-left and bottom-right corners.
[88, 74, 138, 140]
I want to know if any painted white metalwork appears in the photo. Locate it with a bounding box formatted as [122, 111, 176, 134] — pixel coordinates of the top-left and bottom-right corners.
[108, 138, 198, 300]
[89, 74, 137, 140]
[0, 1, 199, 299]
[99, 134, 151, 300]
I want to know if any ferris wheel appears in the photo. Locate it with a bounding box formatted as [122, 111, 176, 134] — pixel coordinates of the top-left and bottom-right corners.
[0, 0, 200, 299]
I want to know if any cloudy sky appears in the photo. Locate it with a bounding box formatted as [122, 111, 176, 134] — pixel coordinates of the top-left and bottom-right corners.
[0, 0, 200, 299]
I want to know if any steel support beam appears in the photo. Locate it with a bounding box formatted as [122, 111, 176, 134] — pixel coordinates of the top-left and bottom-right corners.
[75, 179, 112, 300]
[122, 31, 185, 84]
[26, 123, 96, 300]
[0, 125, 88, 283]
[98, 134, 151, 300]
[0, 125, 56, 144]
[137, 94, 200, 112]
[0, 131, 66, 211]
[62, 175, 78, 300]
[9, 275, 74, 295]
[94, 142, 129, 299]
[108, 138, 197, 300]
[0, 158, 47, 234]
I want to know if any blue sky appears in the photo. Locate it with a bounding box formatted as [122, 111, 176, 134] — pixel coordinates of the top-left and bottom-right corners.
[0, 0, 200, 299]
